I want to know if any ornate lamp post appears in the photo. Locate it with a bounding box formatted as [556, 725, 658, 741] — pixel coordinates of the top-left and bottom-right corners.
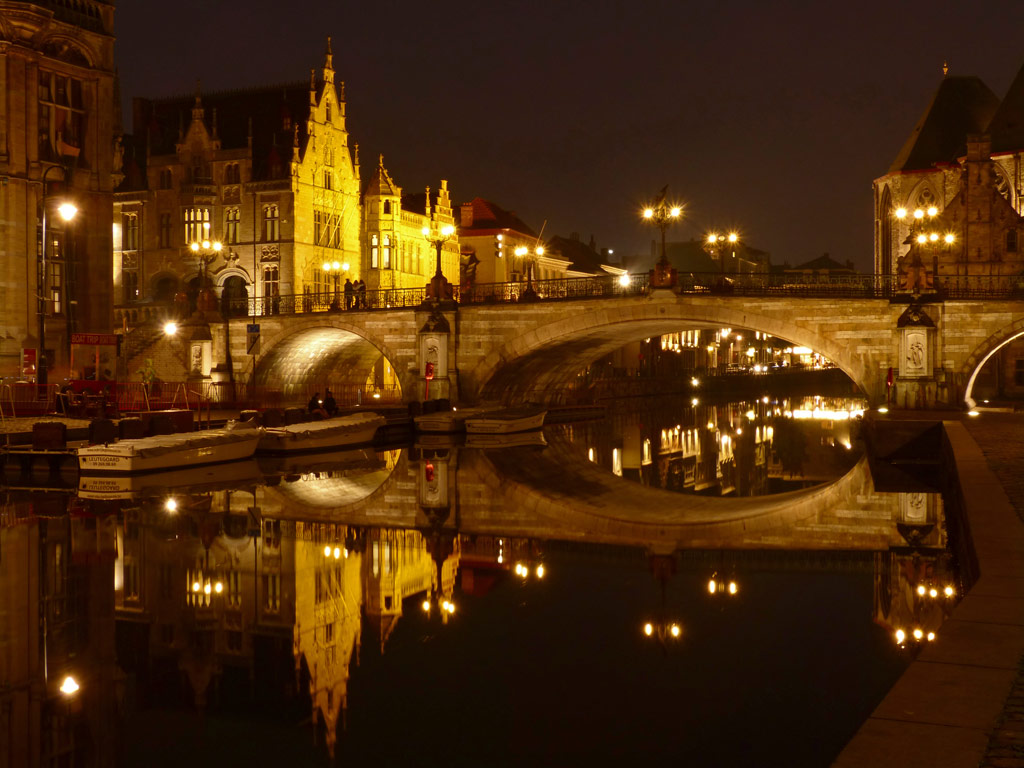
[894, 206, 954, 296]
[188, 236, 223, 315]
[704, 231, 739, 274]
[321, 260, 345, 310]
[38, 165, 78, 397]
[421, 223, 456, 304]
[642, 191, 682, 289]
[514, 244, 544, 301]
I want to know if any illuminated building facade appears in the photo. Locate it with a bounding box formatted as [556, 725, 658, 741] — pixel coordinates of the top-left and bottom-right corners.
[0, 0, 116, 378]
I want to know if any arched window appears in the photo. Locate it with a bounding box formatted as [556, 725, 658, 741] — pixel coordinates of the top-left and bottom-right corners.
[382, 234, 391, 268]
[371, 234, 379, 268]
[383, 200, 391, 215]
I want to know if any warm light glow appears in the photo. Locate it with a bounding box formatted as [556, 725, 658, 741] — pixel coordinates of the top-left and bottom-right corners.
[59, 676, 80, 696]
[342, 262, 350, 271]
[324, 545, 331, 557]
[944, 585, 954, 597]
[57, 202, 78, 221]
[917, 234, 927, 244]
[618, 273, 631, 287]
[690, 397, 698, 406]
[669, 206, 682, 217]
[929, 233, 939, 242]
[708, 579, 717, 594]
[927, 206, 938, 217]
[927, 632, 936, 641]
[707, 421, 714, 429]
[332, 261, 341, 270]
[670, 624, 681, 637]
[203, 583, 212, 595]
[214, 581, 223, 594]
[536, 565, 545, 579]
[515, 246, 528, 257]
[917, 585, 926, 596]
[877, 407, 889, 414]
[322, 262, 331, 271]
[164, 498, 177, 512]
[201, 239, 211, 249]
[944, 234, 955, 244]
[422, 600, 431, 612]
[643, 208, 654, 219]
[912, 628, 923, 640]
[727, 232, 738, 243]
[895, 629, 905, 643]
[913, 208, 924, 219]
[643, 622, 654, 636]
[421, 226, 430, 236]
[192, 581, 201, 592]
[968, 410, 980, 417]
[212, 241, 223, 251]
[728, 581, 738, 595]
[929, 588, 938, 598]
[163, 322, 178, 336]
[895, 208, 907, 219]
[441, 224, 455, 237]
[691, 377, 700, 387]
[333, 547, 341, 559]
[707, 233, 718, 244]
[190, 241, 200, 252]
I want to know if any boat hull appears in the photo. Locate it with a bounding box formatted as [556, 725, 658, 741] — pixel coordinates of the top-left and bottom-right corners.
[78, 434, 259, 474]
[256, 413, 385, 454]
[464, 410, 546, 435]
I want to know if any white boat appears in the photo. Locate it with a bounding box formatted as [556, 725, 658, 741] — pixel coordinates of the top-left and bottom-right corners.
[414, 406, 482, 434]
[78, 420, 260, 474]
[464, 406, 546, 435]
[257, 412, 385, 454]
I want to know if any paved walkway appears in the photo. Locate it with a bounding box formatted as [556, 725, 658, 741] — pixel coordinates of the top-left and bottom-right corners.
[964, 415, 1024, 768]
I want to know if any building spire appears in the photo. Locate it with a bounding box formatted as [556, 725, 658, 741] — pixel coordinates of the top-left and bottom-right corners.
[192, 79, 204, 122]
[322, 36, 335, 86]
[310, 68, 317, 106]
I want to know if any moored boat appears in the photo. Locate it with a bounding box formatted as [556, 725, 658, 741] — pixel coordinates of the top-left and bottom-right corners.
[465, 431, 548, 449]
[257, 412, 385, 454]
[414, 406, 482, 434]
[77, 420, 260, 474]
[464, 406, 546, 435]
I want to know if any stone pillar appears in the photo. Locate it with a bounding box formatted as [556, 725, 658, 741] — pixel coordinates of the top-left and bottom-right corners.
[417, 309, 455, 401]
[895, 303, 938, 408]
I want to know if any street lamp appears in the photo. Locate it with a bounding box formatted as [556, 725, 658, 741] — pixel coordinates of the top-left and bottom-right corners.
[38, 165, 78, 397]
[704, 231, 740, 274]
[321, 260, 344, 310]
[514, 244, 544, 301]
[188, 236, 223, 314]
[642, 190, 683, 288]
[894, 206, 955, 294]
[421, 223, 456, 303]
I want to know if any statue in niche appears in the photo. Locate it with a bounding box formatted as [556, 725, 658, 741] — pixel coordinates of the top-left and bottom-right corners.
[190, 344, 203, 374]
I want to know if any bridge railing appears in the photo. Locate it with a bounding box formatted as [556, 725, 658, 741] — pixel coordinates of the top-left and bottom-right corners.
[226, 271, 1024, 317]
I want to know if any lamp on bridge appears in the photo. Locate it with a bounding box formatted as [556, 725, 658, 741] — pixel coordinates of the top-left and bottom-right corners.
[642, 190, 682, 289]
[514, 244, 544, 301]
[894, 206, 955, 296]
[421, 223, 456, 304]
[321, 260, 345, 310]
[38, 164, 78, 397]
[188, 235, 223, 315]
[704, 231, 739, 274]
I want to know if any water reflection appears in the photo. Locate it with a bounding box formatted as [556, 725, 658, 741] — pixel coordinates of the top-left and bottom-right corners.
[560, 394, 868, 496]
[0, 425, 962, 765]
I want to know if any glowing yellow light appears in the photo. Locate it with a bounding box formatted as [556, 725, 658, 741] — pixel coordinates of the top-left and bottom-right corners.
[708, 579, 717, 594]
[618, 273, 631, 287]
[60, 676, 80, 695]
[342, 262, 350, 271]
[535, 246, 545, 256]
[929, 233, 939, 242]
[422, 600, 431, 612]
[332, 261, 340, 270]
[944, 586, 954, 597]
[929, 588, 938, 598]
[496, 233, 503, 241]
[201, 239, 211, 249]
[441, 224, 455, 237]
[204, 583, 212, 595]
[877, 407, 889, 414]
[670, 207, 682, 217]
[644, 622, 654, 636]
[917, 234, 927, 244]
[762, 396, 769, 403]
[727, 232, 738, 243]
[212, 241, 223, 251]
[421, 226, 430, 236]
[914, 208, 925, 219]
[192, 581, 201, 592]
[322, 262, 331, 271]
[190, 242, 200, 252]
[707, 233, 718, 244]
[214, 581, 223, 594]
[670, 624, 681, 637]
[324, 545, 331, 556]
[707, 421, 714, 429]
[736, 427, 743, 435]
[968, 410, 980, 417]
[728, 581, 738, 595]
[515, 246, 528, 256]
[917, 585, 926, 596]
[344, 548, 349, 558]
[164, 322, 177, 336]
[691, 377, 700, 386]
[944, 234, 955, 244]
[927, 632, 935, 641]
[927, 206, 938, 217]
[333, 547, 341, 559]
[895, 208, 907, 219]
[912, 628, 923, 640]
[164, 498, 178, 512]
[536, 564, 545, 579]
[643, 208, 654, 219]
[57, 202, 78, 221]
[745, 410, 755, 419]
[895, 629, 905, 643]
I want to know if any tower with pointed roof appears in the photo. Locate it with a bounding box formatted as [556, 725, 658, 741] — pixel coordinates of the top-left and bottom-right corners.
[874, 62, 1024, 281]
[0, 0, 117, 378]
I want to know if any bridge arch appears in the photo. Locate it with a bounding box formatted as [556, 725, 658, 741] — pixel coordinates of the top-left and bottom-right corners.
[961, 317, 1024, 408]
[254, 315, 416, 400]
[468, 299, 880, 403]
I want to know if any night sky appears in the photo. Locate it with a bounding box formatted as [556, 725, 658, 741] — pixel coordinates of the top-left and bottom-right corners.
[117, 1, 1024, 272]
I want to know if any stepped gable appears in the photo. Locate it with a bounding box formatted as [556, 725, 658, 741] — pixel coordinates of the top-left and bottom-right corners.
[987, 60, 1024, 154]
[133, 80, 327, 180]
[888, 75, 999, 172]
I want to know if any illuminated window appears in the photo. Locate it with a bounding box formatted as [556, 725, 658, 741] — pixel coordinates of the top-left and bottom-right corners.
[314, 210, 323, 245]
[262, 205, 279, 242]
[184, 207, 209, 243]
[382, 234, 391, 268]
[225, 208, 240, 244]
[370, 234, 379, 268]
[262, 573, 280, 613]
[121, 213, 138, 250]
[37, 70, 85, 162]
[323, 170, 332, 190]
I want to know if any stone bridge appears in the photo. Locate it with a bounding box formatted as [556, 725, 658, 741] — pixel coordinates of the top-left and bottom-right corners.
[217, 291, 1024, 408]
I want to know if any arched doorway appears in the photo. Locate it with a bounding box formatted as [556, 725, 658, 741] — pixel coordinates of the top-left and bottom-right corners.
[153, 275, 178, 303]
[221, 275, 249, 317]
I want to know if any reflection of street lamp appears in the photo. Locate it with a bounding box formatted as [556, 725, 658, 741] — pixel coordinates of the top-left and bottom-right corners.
[59, 675, 80, 696]
[642, 191, 682, 288]
[421, 223, 456, 303]
[38, 165, 78, 396]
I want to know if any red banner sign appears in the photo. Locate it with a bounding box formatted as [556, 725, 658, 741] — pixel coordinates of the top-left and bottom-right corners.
[71, 333, 118, 346]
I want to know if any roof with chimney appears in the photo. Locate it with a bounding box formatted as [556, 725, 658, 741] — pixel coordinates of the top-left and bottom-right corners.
[458, 197, 537, 237]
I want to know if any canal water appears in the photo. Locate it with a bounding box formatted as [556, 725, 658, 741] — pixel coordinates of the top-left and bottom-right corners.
[0, 389, 965, 767]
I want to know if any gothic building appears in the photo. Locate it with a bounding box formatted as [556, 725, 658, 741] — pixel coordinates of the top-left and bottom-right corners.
[113, 40, 459, 329]
[0, 0, 116, 380]
[873, 63, 1024, 283]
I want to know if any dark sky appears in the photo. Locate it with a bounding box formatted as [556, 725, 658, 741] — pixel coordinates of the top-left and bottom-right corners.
[117, 1, 1024, 271]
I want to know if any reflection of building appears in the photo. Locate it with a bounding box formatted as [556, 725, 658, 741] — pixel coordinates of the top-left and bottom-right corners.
[0, 2, 116, 378]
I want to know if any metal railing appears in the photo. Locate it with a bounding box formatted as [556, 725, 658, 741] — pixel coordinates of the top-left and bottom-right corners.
[218, 271, 1024, 320]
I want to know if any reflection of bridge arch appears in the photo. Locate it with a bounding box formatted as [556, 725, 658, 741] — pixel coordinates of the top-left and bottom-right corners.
[253, 317, 415, 397]
[962, 318, 1024, 408]
[466, 298, 890, 403]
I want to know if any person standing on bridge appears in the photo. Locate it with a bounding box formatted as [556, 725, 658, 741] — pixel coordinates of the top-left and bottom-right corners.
[357, 279, 367, 309]
[344, 278, 354, 310]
